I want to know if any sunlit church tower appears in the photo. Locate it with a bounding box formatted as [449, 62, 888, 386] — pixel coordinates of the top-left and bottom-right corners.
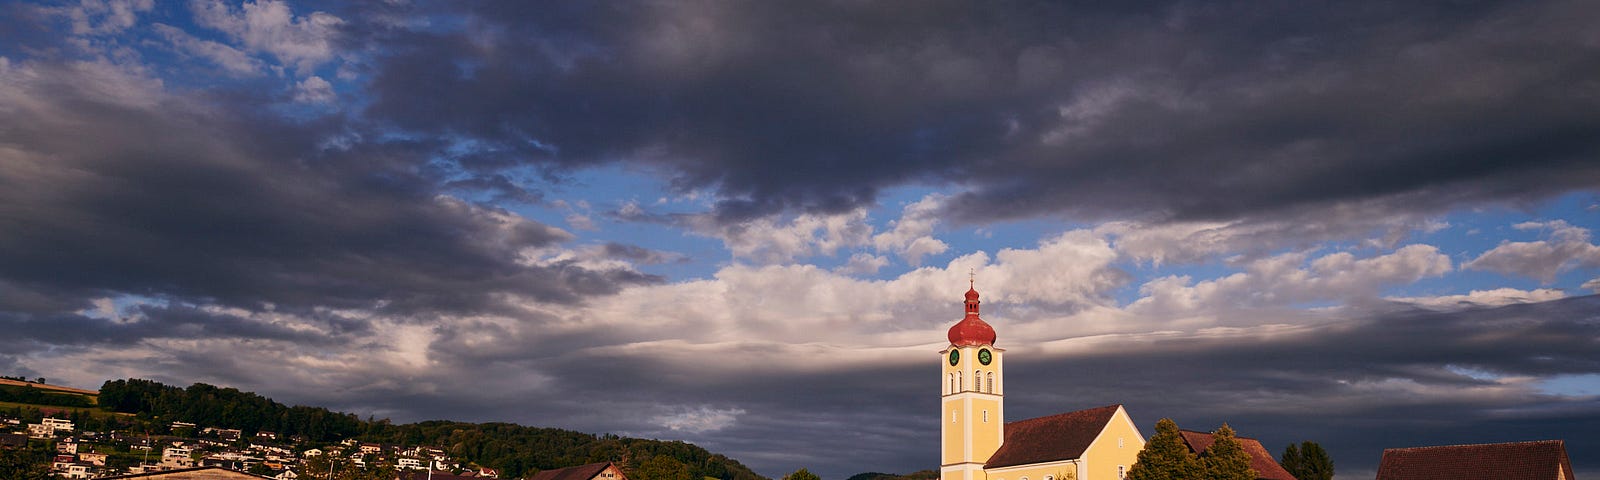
[936, 281, 1146, 480]
[942, 281, 1004, 480]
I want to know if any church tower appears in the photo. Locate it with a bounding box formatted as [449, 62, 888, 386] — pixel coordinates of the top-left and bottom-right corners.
[941, 281, 1004, 480]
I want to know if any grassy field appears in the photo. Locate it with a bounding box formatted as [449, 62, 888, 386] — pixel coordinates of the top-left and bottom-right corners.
[0, 378, 98, 395]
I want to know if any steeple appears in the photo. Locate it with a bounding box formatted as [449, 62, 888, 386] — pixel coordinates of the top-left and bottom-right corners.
[948, 279, 996, 346]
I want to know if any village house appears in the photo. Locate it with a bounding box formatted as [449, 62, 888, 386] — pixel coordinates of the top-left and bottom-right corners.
[1375, 440, 1576, 480]
[79, 451, 109, 466]
[27, 422, 54, 438]
[1177, 429, 1296, 480]
[163, 445, 196, 468]
[528, 462, 629, 480]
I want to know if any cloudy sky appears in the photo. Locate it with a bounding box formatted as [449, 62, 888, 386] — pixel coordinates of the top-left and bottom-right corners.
[3, 1, 1599, 478]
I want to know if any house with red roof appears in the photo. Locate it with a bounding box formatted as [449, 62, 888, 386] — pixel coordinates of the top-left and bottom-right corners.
[1177, 429, 1297, 480]
[941, 284, 1146, 480]
[527, 462, 628, 480]
[1375, 440, 1576, 480]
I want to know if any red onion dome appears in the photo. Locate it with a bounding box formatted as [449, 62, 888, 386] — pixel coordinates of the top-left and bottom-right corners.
[948, 284, 996, 346]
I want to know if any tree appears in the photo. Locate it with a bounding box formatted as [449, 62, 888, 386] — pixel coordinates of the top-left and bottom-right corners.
[1200, 424, 1256, 480]
[0, 447, 52, 480]
[784, 468, 822, 480]
[1281, 443, 1301, 479]
[1281, 441, 1333, 480]
[1125, 418, 1201, 480]
[636, 456, 694, 480]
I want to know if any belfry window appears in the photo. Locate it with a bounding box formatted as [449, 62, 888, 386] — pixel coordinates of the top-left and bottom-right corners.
[974, 371, 981, 391]
[987, 372, 995, 393]
[948, 373, 956, 394]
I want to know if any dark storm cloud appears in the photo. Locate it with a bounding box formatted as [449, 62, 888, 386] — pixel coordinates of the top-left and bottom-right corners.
[0, 303, 348, 353]
[600, 242, 690, 265]
[0, 60, 660, 325]
[354, 0, 1600, 224]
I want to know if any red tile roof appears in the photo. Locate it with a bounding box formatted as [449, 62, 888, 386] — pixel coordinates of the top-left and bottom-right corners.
[1178, 430, 1297, 480]
[528, 462, 618, 480]
[984, 405, 1122, 469]
[1375, 440, 1575, 480]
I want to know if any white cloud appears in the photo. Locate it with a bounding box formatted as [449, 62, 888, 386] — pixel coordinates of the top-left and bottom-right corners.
[292, 75, 335, 103]
[566, 213, 597, 232]
[1465, 220, 1600, 282]
[1583, 277, 1600, 293]
[1097, 206, 1449, 266]
[63, 0, 154, 36]
[1128, 244, 1453, 316]
[190, 0, 344, 73]
[1387, 288, 1567, 309]
[653, 406, 746, 433]
[692, 209, 873, 264]
[872, 194, 949, 266]
[835, 253, 889, 275]
[153, 24, 263, 75]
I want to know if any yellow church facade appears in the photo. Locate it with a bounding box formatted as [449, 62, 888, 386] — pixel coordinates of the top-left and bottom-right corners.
[941, 284, 1145, 480]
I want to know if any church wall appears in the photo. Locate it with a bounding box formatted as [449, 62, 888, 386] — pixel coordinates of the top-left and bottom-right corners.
[1081, 407, 1145, 480]
[986, 459, 1082, 480]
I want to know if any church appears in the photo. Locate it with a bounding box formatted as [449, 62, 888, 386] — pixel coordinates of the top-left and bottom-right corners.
[941, 284, 1145, 480]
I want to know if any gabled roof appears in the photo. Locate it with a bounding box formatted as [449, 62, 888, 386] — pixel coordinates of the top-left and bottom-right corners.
[529, 462, 618, 480]
[1375, 440, 1575, 480]
[1178, 430, 1297, 480]
[984, 405, 1122, 469]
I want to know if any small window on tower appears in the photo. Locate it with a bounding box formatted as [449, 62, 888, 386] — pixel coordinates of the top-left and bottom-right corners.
[983, 410, 988, 422]
[951, 410, 958, 423]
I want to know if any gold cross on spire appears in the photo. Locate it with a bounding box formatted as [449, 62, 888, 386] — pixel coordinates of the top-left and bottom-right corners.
[969, 267, 975, 287]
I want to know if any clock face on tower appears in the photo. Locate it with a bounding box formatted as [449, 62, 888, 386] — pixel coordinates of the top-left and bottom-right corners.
[979, 349, 992, 365]
[949, 350, 960, 366]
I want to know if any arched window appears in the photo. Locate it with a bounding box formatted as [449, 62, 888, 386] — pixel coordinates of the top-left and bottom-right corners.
[974, 370, 981, 392]
[1046, 475, 1054, 480]
[987, 372, 995, 393]
[948, 373, 956, 394]
[957, 371, 963, 392]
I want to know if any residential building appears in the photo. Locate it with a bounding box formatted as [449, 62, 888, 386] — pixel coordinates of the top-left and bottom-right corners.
[43, 417, 74, 431]
[80, 451, 109, 466]
[1177, 430, 1296, 480]
[1375, 440, 1576, 480]
[528, 462, 629, 480]
[163, 446, 196, 468]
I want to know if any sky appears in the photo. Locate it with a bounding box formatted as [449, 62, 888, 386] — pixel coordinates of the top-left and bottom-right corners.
[1, 1, 1599, 479]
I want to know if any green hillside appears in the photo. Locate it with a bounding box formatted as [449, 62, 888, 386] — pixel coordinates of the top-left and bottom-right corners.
[96, 378, 766, 480]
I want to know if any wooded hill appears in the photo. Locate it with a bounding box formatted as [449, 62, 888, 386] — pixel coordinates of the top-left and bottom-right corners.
[95, 378, 766, 480]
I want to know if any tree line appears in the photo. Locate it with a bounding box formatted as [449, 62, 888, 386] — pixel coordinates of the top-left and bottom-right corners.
[0, 384, 92, 408]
